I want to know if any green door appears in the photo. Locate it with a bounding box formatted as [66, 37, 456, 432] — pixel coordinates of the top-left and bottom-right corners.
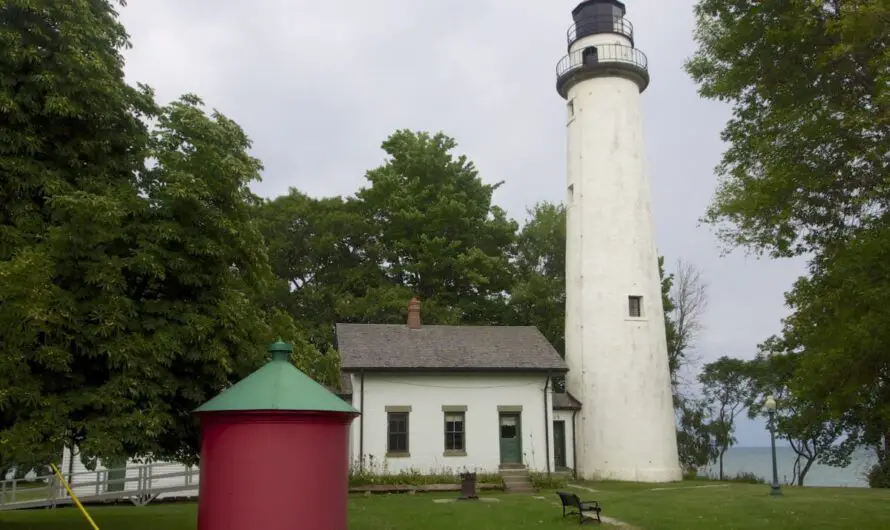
[553, 420, 567, 469]
[499, 413, 522, 464]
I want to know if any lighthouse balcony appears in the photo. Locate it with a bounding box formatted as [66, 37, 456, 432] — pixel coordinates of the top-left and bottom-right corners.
[555, 43, 649, 98]
[567, 15, 634, 48]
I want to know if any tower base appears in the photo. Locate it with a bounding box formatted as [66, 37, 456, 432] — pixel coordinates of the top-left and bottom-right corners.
[578, 466, 682, 484]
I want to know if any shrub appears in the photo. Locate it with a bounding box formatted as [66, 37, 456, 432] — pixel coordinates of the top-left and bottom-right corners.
[529, 471, 567, 490]
[867, 460, 890, 489]
[691, 470, 766, 484]
[725, 471, 766, 484]
[683, 468, 702, 481]
[347, 455, 503, 487]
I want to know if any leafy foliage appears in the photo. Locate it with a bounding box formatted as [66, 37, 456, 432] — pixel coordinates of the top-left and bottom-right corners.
[258, 190, 376, 350]
[660, 257, 679, 381]
[675, 396, 720, 474]
[507, 202, 566, 357]
[259, 130, 520, 356]
[780, 220, 890, 484]
[688, 0, 890, 487]
[0, 0, 157, 471]
[348, 454, 503, 487]
[699, 356, 753, 480]
[867, 458, 890, 489]
[353, 130, 518, 324]
[744, 341, 853, 486]
[122, 95, 333, 465]
[0, 1, 327, 472]
[687, 0, 890, 258]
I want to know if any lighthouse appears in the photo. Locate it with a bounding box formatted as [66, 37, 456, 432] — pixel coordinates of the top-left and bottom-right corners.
[557, 0, 681, 482]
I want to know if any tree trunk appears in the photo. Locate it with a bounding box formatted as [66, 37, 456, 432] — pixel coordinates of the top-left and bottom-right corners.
[66, 443, 76, 486]
[719, 449, 726, 480]
[798, 456, 815, 486]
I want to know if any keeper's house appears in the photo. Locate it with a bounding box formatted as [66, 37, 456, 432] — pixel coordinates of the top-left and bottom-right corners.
[336, 298, 580, 475]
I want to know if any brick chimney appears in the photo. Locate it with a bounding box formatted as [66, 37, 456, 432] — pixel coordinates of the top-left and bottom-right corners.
[407, 297, 421, 329]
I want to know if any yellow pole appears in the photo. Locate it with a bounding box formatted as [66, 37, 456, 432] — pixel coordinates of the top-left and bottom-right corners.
[50, 462, 100, 530]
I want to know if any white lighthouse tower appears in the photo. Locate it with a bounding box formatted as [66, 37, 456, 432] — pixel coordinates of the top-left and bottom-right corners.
[557, 0, 681, 482]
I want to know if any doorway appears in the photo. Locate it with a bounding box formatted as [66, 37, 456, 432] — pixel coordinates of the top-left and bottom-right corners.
[499, 412, 522, 464]
[553, 420, 567, 469]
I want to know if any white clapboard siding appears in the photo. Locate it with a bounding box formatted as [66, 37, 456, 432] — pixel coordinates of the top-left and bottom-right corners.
[59, 446, 199, 499]
[145, 461, 199, 499]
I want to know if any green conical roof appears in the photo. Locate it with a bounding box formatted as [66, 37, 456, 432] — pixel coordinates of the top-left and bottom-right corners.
[194, 339, 358, 415]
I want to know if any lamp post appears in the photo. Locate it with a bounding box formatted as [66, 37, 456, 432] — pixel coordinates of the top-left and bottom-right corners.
[764, 395, 782, 496]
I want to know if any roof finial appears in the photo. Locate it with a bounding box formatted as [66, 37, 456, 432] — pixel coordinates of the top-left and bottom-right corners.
[268, 338, 293, 362]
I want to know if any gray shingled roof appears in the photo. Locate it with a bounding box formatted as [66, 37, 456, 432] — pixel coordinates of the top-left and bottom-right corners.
[336, 323, 568, 372]
[553, 392, 582, 410]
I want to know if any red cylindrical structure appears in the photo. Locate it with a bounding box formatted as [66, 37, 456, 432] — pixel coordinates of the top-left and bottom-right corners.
[197, 411, 354, 530]
[193, 339, 359, 530]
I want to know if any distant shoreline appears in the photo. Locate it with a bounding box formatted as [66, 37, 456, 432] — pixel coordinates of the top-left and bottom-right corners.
[699, 446, 875, 488]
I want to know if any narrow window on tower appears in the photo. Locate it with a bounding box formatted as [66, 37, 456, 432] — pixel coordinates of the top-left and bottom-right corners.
[567, 99, 575, 123]
[628, 296, 643, 318]
[567, 184, 574, 203]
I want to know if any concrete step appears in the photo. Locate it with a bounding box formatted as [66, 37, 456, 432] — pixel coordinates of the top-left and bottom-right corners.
[497, 464, 536, 493]
[504, 480, 532, 489]
[507, 486, 538, 494]
[503, 473, 530, 478]
[502, 475, 536, 493]
[502, 474, 531, 480]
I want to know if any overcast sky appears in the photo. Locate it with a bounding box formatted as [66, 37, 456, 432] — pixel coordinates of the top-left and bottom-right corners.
[116, 0, 807, 446]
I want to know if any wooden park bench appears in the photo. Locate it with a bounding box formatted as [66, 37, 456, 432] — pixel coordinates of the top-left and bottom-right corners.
[556, 490, 602, 524]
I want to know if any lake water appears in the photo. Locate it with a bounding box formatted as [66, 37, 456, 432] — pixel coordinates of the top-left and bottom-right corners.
[700, 446, 877, 487]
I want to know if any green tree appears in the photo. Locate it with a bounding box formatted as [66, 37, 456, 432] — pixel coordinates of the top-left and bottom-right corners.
[351, 130, 517, 324]
[687, 0, 890, 258]
[0, 0, 157, 472]
[0, 0, 328, 470]
[687, 0, 890, 486]
[507, 202, 566, 356]
[259, 130, 519, 351]
[258, 190, 379, 350]
[675, 397, 720, 475]
[780, 221, 890, 486]
[699, 356, 753, 480]
[660, 257, 678, 379]
[127, 95, 333, 464]
[744, 339, 854, 486]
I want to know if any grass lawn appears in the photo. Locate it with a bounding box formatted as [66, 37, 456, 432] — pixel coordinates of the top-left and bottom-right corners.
[588, 481, 890, 529]
[0, 482, 888, 529]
